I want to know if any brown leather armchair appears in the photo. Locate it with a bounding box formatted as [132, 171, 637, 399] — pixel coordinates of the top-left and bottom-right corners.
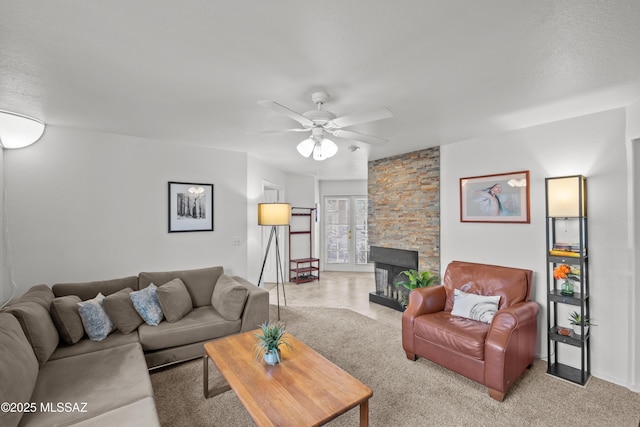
[402, 261, 539, 401]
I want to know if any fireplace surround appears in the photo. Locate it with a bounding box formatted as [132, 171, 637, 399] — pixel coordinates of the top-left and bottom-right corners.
[369, 246, 419, 311]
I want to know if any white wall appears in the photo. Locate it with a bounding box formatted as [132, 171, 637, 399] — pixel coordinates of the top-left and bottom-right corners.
[0, 147, 7, 306]
[625, 101, 640, 390]
[4, 126, 248, 294]
[441, 108, 631, 387]
[246, 154, 286, 285]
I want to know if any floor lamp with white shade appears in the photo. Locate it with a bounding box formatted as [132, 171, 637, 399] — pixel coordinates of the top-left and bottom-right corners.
[257, 202, 290, 320]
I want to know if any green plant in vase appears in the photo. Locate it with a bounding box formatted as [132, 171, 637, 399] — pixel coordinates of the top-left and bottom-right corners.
[553, 264, 580, 296]
[254, 321, 292, 365]
[568, 311, 595, 336]
[395, 269, 439, 309]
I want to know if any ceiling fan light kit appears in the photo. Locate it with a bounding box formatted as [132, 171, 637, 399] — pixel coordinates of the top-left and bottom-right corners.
[312, 138, 338, 161]
[258, 90, 393, 161]
[296, 138, 315, 157]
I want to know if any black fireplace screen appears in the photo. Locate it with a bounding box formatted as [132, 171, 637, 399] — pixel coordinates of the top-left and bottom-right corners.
[369, 246, 419, 311]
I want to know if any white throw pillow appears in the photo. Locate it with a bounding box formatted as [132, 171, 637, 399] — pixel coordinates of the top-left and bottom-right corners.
[451, 289, 501, 324]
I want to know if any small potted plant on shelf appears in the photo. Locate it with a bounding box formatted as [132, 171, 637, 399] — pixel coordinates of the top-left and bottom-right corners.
[255, 321, 292, 365]
[395, 269, 439, 309]
[568, 311, 595, 336]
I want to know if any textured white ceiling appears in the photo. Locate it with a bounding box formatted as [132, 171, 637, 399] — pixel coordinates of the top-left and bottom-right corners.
[2, 0, 640, 179]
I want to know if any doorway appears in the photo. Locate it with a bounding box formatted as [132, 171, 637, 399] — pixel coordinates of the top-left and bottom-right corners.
[323, 196, 372, 272]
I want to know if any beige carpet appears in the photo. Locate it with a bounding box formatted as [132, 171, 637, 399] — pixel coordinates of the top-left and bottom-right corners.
[150, 305, 640, 426]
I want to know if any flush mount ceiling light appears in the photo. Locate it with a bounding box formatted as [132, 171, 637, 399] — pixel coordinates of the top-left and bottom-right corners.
[0, 110, 46, 149]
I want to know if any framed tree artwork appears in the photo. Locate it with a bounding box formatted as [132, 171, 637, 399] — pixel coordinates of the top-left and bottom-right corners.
[168, 181, 214, 232]
[460, 170, 530, 223]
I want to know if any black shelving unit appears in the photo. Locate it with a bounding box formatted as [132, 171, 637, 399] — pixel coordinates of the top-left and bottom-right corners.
[545, 175, 590, 386]
[288, 207, 320, 284]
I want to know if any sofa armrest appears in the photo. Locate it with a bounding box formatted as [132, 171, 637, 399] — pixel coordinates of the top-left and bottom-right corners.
[484, 301, 539, 395]
[230, 276, 269, 332]
[401, 285, 446, 359]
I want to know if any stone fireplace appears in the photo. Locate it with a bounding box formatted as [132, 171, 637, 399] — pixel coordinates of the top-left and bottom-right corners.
[369, 246, 419, 311]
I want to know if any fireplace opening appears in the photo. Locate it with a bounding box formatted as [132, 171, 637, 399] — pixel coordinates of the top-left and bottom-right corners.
[369, 246, 418, 311]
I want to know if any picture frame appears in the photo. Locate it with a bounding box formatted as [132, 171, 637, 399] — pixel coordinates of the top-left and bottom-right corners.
[168, 182, 214, 232]
[460, 170, 530, 223]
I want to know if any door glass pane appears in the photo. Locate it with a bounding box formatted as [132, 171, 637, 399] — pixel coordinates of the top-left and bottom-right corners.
[325, 198, 349, 263]
[355, 198, 368, 264]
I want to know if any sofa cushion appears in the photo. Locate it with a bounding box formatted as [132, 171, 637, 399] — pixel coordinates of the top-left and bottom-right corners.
[130, 284, 164, 326]
[451, 289, 501, 324]
[0, 313, 39, 427]
[103, 287, 143, 334]
[212, 274, 248, 321]
[5, 301, 59, 365]
[139, 266, 224, 307]
[16, 284, 54, 308]
[138, 306, 241, 351]
[414, 311, 489, 360]
[18, 342, 155, 427]
[50, 295, 85, 344]
[156, 278, 193, 323]
[77, 293, 116, 341]
[70, 396, 160, 427]
[50, 330, 139, 361]
[53, 275, 139, 300]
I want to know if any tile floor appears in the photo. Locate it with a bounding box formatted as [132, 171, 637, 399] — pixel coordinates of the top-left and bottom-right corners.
[265, 271, 403, 330]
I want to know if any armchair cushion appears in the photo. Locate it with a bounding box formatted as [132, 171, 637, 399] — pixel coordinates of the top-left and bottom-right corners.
[414, 311, 489, 360]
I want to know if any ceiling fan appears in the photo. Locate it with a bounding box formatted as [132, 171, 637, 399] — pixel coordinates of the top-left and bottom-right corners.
[257, 91, 393, 161]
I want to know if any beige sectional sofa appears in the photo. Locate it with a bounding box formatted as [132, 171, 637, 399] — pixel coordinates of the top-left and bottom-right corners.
[0, 266, 269, 427]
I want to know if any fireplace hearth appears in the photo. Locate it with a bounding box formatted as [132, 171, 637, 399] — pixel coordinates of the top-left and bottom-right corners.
[369, 246, 419, 311]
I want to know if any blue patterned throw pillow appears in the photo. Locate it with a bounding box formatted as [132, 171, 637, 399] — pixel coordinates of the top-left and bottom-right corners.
[77, 293, 116, 341]
[130, 283, 164, 326]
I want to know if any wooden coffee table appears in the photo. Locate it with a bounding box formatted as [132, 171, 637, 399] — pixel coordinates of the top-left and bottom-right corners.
[203, 330, 373, 426]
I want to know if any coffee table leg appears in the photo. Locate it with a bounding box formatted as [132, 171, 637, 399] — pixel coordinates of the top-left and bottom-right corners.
[203, 355, 209, 398]
[359, 399, 369, 427]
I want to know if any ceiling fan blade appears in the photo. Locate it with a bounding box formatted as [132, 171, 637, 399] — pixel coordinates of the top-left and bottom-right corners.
[247, 128, 309, 135]
[257, 100, 315, 127]
[329, 107, 393, 128]
[331, 129, 388, 146]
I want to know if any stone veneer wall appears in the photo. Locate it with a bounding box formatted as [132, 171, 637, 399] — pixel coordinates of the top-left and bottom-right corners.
[368, 147, 440, 276]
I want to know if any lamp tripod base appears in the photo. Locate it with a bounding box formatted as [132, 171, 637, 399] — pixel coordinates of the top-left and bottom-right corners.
[258, 226, 287, 320]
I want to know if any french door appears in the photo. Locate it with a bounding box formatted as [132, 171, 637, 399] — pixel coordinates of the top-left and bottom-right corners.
[323, 196, 372, 272]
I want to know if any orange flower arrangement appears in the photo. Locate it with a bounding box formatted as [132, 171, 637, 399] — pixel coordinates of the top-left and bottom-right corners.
[553, 264, 580, 295]
[553, 264, 580, 281]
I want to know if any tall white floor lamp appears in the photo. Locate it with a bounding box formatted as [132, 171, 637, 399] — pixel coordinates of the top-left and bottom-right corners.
[257, 203, 290, 320]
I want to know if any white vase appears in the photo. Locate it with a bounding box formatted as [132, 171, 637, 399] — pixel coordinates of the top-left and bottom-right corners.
[263, 350, 279, 365]
[572, 324, 589, 336]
